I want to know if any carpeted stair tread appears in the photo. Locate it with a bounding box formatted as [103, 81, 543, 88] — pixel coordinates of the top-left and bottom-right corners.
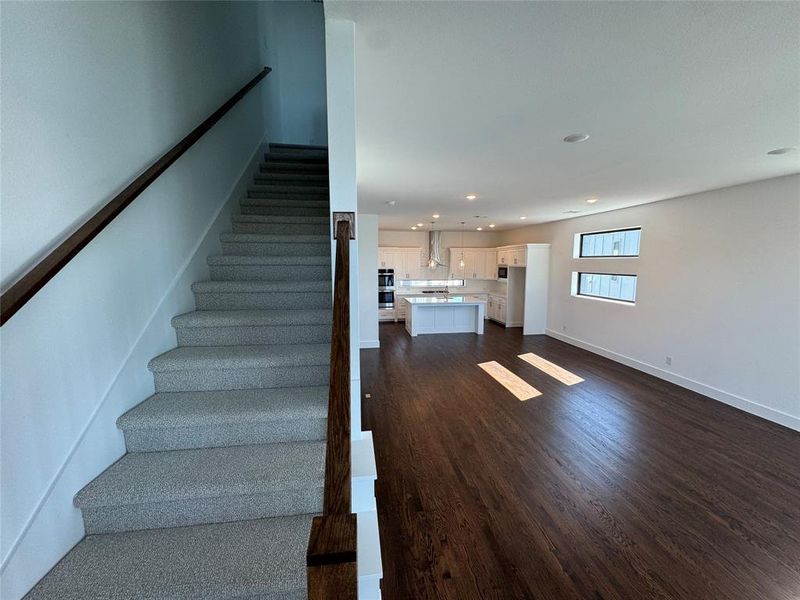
[244, 195, 330, 209]
[24, 515, 313, 600]
[254, 172, 329, 183]
[173, 309, 331, 328]
[192, 280, 330, 293]
[117, 387, 328, 431]
[219, 232, 329, 244]
[265, 151, 327, 162]
[232, 214, 329, 224]
[207, 254, 330, 266]
[148, 343, 330, 372]
[269, 143, 328, 151]
[74, 440, 325, 509]
[260, 161, 328, 172]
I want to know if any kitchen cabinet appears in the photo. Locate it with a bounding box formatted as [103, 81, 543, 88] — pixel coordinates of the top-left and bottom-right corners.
[379, 247, 423, 279]
[484, 250, 498, 279]
[448, 248, 498, 280]
[487, 294, 507, 324]
[448, 248, 465, 279]
[497, 246, 526, 267]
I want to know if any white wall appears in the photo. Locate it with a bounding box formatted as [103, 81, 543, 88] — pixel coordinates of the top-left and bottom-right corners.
[260, 1, 328, 146]
[500, 175, 800, 431]
[358, 215, 379, 348]
[0, 3, 271, 598]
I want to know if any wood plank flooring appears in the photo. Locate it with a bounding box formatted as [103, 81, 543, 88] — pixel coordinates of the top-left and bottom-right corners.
[360, 322, 800, 600]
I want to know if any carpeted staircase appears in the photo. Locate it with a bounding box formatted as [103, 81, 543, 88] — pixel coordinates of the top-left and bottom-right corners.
[26, 144, 333, 599]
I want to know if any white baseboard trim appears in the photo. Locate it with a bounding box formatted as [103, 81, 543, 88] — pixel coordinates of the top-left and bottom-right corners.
[360, 340, 380, 349]
[545, 329, 800, 432]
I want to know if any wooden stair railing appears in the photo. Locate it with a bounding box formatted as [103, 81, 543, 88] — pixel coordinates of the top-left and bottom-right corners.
[307, 217, 358, 600]
[0, 66, 271, 326]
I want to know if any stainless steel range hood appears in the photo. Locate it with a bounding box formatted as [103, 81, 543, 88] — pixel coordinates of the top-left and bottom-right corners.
[428, 230, 445, 268]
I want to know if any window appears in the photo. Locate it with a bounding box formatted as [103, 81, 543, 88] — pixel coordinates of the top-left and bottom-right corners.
[579, 227, 641, 257]
[575, 273, 637, 303]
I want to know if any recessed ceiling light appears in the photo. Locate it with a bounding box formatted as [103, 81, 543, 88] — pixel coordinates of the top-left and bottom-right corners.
[476, 227, 483, 231]
[416, 223, 424, 227]
[386, 200, 396, 206]
[466, 194, 477, 200]
[489, 224, 496, 228]
[432, 214, 440, 218]
[519, 216, 527, 220]
[563, 133, 590, 143]
[586, 198, 598, 204]
[411, 226, 417, 230]
[767, 147, 795, 155]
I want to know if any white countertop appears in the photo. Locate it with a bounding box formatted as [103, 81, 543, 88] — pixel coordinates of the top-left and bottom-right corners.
[404, 295, 485, 306]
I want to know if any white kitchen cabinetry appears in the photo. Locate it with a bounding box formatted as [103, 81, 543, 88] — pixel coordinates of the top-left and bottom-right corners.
[484, 250, 498, 279]
[497, 246, 526, 267]
[379, 247, 423, 280]
[448, 248, 498, 280]
[487, 295, 507, 324]
[448, 248, 465, 279]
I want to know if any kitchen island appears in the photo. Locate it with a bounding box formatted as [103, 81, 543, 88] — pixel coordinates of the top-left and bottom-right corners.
[403, 296, 485, 336]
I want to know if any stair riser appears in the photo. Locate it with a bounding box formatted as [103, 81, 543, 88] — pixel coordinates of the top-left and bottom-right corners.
[242, 198, 330, 208]
[221, 242, 330, 256]
[250, 184, 329, 196]
[210, 264, 331, 281]
[261, 162, 328, 174]
[176, 325, 331, 346]
[265, 153, 327, 162]
[122, 418, 327, 452]
[255, 171, 328, 181]
[153, 365, 329, 392]
[248, 192, 329, 202]
[234, 215, 329, 224]
[232, 222, 329, 235]
[240, 205, 329, 217]
[81, 488, 323, 534]
[194, 291, 331, 310]
[254, 175, 328, 185]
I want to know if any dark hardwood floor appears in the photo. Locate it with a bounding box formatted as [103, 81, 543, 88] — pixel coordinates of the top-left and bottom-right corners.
[360, 322, 800, 600]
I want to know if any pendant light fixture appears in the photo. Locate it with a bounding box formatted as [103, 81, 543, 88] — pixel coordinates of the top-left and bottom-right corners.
[459, 221, 466, 268]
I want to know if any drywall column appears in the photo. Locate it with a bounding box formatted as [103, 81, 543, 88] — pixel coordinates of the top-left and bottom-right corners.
[324, 21, 384, 599]
[523, 244, 551, 335]
[358, 215, 379, 348]
[325, 18, 362, 439]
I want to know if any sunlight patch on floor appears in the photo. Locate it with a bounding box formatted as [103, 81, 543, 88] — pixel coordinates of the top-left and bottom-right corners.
[478, 361, 542, 401]
[518, 353, 584, 385]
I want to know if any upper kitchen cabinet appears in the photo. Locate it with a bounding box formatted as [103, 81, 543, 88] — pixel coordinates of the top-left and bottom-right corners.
[380, 247, 424, 279]
[449, 248, 498, 280]
[497, 245, 527, 267]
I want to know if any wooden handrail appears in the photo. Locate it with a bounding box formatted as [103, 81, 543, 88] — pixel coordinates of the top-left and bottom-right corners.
[307, 217, 357, 599]
[0, 66, 271, 326]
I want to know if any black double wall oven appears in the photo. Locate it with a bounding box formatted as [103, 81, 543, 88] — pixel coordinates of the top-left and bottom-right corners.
[378, 269, 395, 308]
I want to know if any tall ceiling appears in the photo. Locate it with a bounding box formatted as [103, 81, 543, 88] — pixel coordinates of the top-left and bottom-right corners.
[325, 1, 800, 231]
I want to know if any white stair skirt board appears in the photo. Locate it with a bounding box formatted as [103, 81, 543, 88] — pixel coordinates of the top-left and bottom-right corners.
[357, 509, 382, 600]
[353, 431, 382, 600]
[478, 361, 542, 401]
[518, 353, 584, 386]
[352, 431, 377, 513]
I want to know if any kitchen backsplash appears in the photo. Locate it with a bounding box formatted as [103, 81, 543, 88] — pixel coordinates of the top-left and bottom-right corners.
[395, 279, 507, 295]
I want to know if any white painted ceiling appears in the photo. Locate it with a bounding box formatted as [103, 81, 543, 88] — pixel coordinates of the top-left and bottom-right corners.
[326, 1, 800, 231]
